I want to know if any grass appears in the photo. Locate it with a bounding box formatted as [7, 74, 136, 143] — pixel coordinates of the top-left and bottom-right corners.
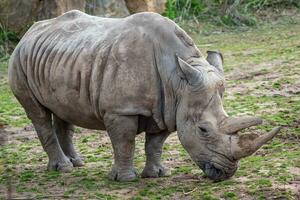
[0, 16, 300, 199]
[0, 60, 29, 127]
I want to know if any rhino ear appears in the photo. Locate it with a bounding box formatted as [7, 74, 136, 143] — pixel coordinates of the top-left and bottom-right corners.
[177, 56, 202, 85]
[206, 50, 224, 73]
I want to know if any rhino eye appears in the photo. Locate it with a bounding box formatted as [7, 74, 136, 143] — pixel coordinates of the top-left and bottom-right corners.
[199, 127, 207, 132]
[198, 126, 209, 136]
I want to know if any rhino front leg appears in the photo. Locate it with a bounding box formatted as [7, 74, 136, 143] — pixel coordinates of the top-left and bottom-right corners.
[53, 115, 84, 167]
[141, 131, 170, 178]
[104, 114, 138, 181]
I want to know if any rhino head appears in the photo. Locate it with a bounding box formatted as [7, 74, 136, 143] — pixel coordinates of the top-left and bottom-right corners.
[176, 51, 280, 181]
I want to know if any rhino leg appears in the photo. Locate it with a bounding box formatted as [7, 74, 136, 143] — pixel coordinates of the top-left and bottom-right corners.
[32, 115, 73, 173]
[141, 131, 170, 178]
[15, 97, 73, 172]
[53, 115, 84, 167]
[9, 66, 73, 173]
[104, 114, 138, 181]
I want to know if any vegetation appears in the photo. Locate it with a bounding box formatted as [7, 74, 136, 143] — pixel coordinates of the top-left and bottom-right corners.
[164, 0, 300, 26]
[0, 24, 19, 58]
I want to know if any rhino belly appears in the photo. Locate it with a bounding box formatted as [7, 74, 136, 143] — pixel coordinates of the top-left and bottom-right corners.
[44, 95, 105, 130]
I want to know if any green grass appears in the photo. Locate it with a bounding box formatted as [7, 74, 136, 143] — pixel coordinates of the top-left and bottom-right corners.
[0, 59, 30, 126]
[0, 16, 300, 199]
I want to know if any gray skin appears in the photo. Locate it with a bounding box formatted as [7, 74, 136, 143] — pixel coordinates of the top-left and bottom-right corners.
[8, 10, 280, 182]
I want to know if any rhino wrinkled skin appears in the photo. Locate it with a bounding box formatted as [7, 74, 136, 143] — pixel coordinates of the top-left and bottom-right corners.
[8, 10, 280, 181]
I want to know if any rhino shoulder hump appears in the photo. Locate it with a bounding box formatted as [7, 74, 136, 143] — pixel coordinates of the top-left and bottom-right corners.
[55, 10, 87, 21]
[128, 12, 169, 26]
[131, 12, 163, 19]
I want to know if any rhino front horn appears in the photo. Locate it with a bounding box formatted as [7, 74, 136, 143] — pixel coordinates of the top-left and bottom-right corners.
[232, 126, 281, 159]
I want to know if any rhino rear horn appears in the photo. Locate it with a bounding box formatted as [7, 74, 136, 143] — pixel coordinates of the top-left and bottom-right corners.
[221, 116, 263, 134]
[206, 50, 224, 72]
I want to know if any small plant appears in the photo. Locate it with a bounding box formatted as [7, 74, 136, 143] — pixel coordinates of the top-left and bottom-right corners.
[223, 191, 237, 199]
[0, 23, 19, 58]
[163, 0, 205, 20]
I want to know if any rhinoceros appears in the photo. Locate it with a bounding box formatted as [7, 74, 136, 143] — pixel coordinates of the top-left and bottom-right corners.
[8, 10, 280, 181]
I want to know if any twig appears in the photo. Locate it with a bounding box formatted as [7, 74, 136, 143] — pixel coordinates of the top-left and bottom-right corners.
[183, 187, 198, 195]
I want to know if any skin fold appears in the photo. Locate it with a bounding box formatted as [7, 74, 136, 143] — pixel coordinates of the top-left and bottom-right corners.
[8, 10, 280, 181]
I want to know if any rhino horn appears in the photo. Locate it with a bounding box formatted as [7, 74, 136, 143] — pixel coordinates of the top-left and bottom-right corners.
[220, 116, 263, 134]
[206, 50, 224, 72]
[232, 126, 281, 159]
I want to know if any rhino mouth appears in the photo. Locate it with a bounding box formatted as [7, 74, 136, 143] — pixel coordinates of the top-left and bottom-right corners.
[203, 162, 236, 181]
[201, 162, 238, 182]
[196, 153, 238, 182]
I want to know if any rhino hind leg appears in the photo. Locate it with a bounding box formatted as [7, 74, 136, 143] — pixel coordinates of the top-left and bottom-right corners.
[53, 115, 84, 167]
[104, 114, 138, 181]
[9, 67, 73, 173]
[141, 131, 170, 178]
[13, 93, 73, 172]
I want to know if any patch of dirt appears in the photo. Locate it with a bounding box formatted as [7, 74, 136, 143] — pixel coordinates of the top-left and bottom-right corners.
[227, 83, 252, 95]
[0, 132, 8, 146]
[2, 125, 37, 145]
[289, 167, 300, 176]
[234, 176, 250, 183]
[100, 187, 138, 199]
[226, 59, 300, 99]
[171, 174, 203, 183]
[226, 60, 285, 81]
[273, 182, 300, 199]
[227, 69, 270, 81]
[277, 133, 300, 142]
[169, 192, 193, 200]
[282, 82, 300, 95]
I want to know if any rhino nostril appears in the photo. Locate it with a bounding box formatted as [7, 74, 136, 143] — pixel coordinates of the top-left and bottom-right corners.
[204, 163, 222, 178]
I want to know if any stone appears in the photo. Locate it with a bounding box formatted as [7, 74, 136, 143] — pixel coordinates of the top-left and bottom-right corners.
[37, 0, 86, 20]
[0, 0, 85, 36]
[0, 0, 39, 35]
[85, 0, 129, 17]
[125, 0, 166, 14]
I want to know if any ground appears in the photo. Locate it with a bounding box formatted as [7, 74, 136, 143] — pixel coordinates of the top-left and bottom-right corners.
[0, 16, 299, 200]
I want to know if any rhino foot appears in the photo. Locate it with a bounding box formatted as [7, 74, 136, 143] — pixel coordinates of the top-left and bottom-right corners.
[47, 157, 74, 173]
[108, 166, 137, 182]
[141, 164, 169, 178]
[69, 156, 84, 167]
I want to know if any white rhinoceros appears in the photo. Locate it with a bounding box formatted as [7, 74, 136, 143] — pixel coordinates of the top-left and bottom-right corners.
[8, 10, 280, 181]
